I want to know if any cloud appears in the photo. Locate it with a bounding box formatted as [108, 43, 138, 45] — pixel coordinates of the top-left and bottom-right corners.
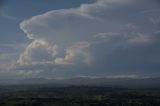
[17, 39, 55, 65]
[17, 0, 160, 78]
[149, 15, 160, 25]
[16, 70, 42, 76]
[74, 74, 143, 79]
[0, 8, 23, 21]
[0, 53, 17, 72]
[0, 12, 22, 21]
[54, 41, 91, 65]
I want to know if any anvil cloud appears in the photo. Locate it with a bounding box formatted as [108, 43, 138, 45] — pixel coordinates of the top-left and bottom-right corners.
[15, 0, 160, 78]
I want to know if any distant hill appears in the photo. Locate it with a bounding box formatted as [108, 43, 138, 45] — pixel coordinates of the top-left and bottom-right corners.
[13, 77, 160, 88]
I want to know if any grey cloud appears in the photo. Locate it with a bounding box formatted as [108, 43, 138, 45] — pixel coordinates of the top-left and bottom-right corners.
[17, 0, 160, 78]
[0, 53, 17, 72]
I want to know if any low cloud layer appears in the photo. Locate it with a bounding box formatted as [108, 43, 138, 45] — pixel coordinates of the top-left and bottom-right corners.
[16, 0, 160, 78]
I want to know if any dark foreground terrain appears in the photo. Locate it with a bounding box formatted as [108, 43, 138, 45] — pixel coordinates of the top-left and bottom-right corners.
[0, 85, 160, 106]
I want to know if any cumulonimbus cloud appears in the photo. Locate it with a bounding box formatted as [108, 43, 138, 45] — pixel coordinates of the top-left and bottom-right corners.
[16, 0, 160, 77]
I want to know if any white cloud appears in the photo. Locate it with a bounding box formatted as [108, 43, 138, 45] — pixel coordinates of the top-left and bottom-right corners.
[17, 39, 57, 65]
[17, 0, 160, 77]
[16, 70, 42, 76]
[79, 0, 129, 16]
[127, 33, 152, 44]
[54, 41, 92, 65]
[0, 9, 23, 21]
[74, 74, 142, 79]
[94, 32, 120, 41]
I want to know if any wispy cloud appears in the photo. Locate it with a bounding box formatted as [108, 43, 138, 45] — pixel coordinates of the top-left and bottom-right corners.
[0, 9, 23, 21]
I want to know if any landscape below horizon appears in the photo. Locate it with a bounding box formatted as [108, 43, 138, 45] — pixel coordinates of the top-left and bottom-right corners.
[0, 84, 160, 106]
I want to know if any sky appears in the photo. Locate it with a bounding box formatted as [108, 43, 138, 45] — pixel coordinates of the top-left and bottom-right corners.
[0, 0, 160, 79]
